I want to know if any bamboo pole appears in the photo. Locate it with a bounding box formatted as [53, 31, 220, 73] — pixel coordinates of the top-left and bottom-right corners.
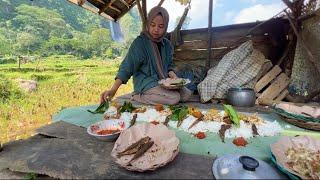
[157, 0, 165, 7]
[136, 0, 147, 31]
[206, 0, 213, 68]
[142, 0, 147, 21]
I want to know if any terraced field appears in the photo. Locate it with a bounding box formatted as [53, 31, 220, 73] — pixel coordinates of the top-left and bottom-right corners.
[0, 56, 132, 143]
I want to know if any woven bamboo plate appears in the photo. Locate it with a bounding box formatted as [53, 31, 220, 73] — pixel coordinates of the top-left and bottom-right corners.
[273, 106, 320, 131]
[281, 117, 320, 131]
[273, 107, 320, 123]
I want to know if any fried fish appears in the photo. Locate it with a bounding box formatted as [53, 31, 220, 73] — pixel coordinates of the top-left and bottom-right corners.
[219, 124, 231, 143]
[127, 140, 154, 164]
[117, 136, 151, 157]
[188, 115, 204, 130]
[163, 116, 170, 126]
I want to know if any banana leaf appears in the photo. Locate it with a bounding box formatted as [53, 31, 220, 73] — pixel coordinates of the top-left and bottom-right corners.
[87, 100, 109, 114]
[223, 104, 240, 127]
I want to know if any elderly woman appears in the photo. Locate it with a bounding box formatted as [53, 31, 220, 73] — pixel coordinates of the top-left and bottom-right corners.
[100, 6, 191, 105]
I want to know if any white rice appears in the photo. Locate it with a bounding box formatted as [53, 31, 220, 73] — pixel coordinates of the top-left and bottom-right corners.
[103, 106, 117, 117]
[224, 121, 253, 139]
[136, 108, 167, 123]
[103, 106, 283, 139]
[256, 121, 283, 136]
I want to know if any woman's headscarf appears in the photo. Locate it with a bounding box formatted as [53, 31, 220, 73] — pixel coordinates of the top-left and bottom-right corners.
[142, 6, 170, 80]
[143, 6, 170, 42]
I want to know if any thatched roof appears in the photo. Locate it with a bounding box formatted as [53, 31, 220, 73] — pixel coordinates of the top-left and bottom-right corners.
[66, 0, 137, 21]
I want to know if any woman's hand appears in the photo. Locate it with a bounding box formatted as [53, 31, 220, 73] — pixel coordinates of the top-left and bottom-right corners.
[100, 89, 116, 103]
[168, 71, 178, 79]
[100, 79, 123, 103]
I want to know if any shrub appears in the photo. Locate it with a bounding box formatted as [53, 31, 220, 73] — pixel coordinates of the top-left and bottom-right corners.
[0, 75, 24, 103]
[0, 57, 17, 64]
[30, 74, 53, 81]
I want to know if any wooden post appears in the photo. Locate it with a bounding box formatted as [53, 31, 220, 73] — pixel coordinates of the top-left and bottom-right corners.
[18, 56, 21, 69]
[142, 0, 147, 21]
[136, 0, 147, 31]
[206, 0, 213, 68]
[158, 0, 165, 7]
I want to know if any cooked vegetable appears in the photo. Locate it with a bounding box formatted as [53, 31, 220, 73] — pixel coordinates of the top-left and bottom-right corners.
[168, 105, 189, 127]
[170, 79, 186, 86]
[154, 104, 164, 112]
[286, 147, 320, 179]
[188, 107, 203, 118]
[223, 104, 240, 127]
[87, 100, 109, 114]
[203, 108, 221, 121]
[119, 101, 136, 113]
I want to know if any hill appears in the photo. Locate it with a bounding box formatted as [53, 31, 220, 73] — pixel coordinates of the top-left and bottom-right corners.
[0, 0, 142, 59]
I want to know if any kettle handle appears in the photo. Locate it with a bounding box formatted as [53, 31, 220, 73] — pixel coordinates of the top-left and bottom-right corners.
[239, 156, 259, 171]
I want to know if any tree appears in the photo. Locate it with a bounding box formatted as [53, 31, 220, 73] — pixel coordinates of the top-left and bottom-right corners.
[175, 0, 191, 5]
[9, 4, 73, 40]
[42, 37, 73, 56]
[119, 7, 142, 55]
[0, 0, 143, 58]
[14, 32, 40, 54]
[88, 28, 112, 57]
[0, 28, 13, 55]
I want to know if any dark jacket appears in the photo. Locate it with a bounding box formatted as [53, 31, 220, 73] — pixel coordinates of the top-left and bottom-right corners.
[116, 33, 175, 93]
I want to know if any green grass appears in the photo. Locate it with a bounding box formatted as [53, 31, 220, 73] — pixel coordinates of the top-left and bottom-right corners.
[0, 56, 133, 144]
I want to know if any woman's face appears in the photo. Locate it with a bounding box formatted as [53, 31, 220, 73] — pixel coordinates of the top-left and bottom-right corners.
[148, 14, 165, 39]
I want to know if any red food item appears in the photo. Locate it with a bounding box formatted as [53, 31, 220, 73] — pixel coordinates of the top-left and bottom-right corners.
[118, 121, 125, 129]
[150, 121, 159, 125]
[90, 125, 99, 132]
[96, 128, 121, 135]
[232, 137, 248, 146]
[155, 104, 164, 112]
[195, 132, 206, 139]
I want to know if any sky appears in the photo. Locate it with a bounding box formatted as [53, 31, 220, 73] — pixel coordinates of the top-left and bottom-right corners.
[146, 0, 287, 31]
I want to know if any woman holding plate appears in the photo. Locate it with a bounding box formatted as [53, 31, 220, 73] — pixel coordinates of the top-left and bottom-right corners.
[100, 6, 191, 105]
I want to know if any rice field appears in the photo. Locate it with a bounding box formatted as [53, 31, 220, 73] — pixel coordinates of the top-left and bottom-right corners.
[0, 55, 133, 144]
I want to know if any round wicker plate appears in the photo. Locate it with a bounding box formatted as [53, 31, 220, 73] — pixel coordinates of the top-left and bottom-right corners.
[111, 123, 180, 172]
[280, 117, 320, 131]
[272, 106, 320, 131]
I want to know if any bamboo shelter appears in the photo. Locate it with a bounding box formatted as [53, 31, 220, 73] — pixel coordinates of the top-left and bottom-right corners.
[66, 0, 320, 104]
[1, 1, 320, 179]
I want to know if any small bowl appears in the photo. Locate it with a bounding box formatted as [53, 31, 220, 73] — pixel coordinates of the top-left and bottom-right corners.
[87, 119, 127, 141]
[227, 87, 256, 107]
